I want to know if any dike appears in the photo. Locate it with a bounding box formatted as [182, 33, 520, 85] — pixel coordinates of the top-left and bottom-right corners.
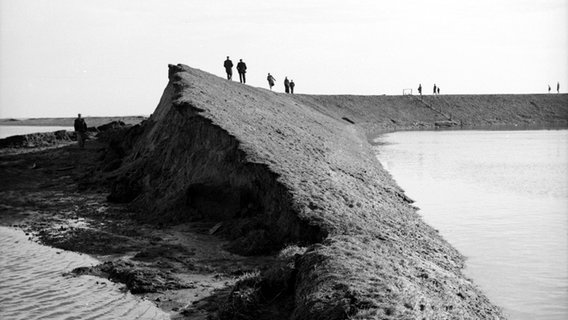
[107, 64, 567, 319]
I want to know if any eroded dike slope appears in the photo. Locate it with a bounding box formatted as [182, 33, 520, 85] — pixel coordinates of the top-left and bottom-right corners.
[110, 64, 567, 319]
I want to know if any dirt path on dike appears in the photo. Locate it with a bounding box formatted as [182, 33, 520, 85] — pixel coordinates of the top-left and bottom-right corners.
[0, 140, 277, 319]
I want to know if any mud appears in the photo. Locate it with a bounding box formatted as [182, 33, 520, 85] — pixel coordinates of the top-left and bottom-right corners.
[0, 138, 281, 319]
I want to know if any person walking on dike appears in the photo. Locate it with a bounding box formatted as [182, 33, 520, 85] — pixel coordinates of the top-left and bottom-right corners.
[437, 87, 440, 95]
[224, 56, 233, 80]
[418, 84, 422, 96]
[74, 113, 88, 149]
[236, 59, 247, 83]
[433, 84, 437, 95]
[290, 80, 295, 94]
[284, 77, 290, 93]
[267, 73, 276, 90]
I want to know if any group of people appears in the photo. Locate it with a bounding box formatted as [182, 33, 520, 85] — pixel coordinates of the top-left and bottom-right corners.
[548, 82, 560, 93]
[224, 56, 247, 83]
[417, 84, 440, 96]
[418, 82, 562, 96]
[224, 57, 296, 93]
[267, 74, 295, 93]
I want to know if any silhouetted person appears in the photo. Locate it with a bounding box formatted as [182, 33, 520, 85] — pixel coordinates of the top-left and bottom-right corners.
[236, 59, 247, 83]
[558, 82, 560, 93]
[437, 87, 440, 95]
[290, 80, 295, 94]
[548, 85, 551, 93]
[418, 84, 422, 96]
[267, 73, 276, 90]
[433, 84, 437, 95]
[284, 77, 290, 93]
[74, 113, 88, 149]
[224, 56, 233, 80]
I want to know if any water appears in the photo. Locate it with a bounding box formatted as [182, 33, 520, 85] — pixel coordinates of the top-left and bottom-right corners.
[374, 130, 568, 320]
[0, 126, 73, 139]
[0, 226, 170, 320]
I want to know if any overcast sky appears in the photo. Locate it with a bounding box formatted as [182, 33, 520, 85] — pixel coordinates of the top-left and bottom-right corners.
[1, 0, 566, 118]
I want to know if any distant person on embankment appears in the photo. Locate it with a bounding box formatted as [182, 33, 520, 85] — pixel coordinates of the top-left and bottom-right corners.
[437, 87, 440, 95]
[284, 77, 290, 93]
[74, 114, 88, 149]
[236, 59, 247, 83]
[558, 82, 560, 93]
[418, 84, 422, 96]
[548, 85, 551, 93]
[267, 73, 276, 90]
[224, 56, 233, 80]
[290, 80, 295, 94]
[433, 84, 437, 95]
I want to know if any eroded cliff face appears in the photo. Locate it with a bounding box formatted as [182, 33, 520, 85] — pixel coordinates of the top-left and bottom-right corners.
[108, 70, 324, 255]
[107, 64, 514, 319]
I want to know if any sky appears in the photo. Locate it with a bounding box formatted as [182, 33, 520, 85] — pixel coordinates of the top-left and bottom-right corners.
[0, 0, 567, 118]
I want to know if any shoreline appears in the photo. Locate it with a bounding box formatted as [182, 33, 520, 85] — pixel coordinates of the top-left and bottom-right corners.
[2, 64, 567, 319]
[0, 116, 147, 128]
[372, 129, 568, 319]
[3, 127, 566, 318]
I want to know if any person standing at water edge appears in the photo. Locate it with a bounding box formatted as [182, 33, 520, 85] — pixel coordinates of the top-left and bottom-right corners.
[224, 56, 233, 80]
[236, 59, 247, 83]
[74, 114, 88, 149]
[267, 73, 276, 90]
[290, 80, 295, 94]
[284, 77, 290, 93]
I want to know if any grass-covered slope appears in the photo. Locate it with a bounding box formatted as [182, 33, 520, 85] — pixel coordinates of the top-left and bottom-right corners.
[296, 93, 567, 135]
[107, 64, 566, 319]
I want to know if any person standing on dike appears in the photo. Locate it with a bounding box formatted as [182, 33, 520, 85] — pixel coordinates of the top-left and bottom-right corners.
[418, 84, 422, 96]
[290, 80, 295, 94]
[284, 77, 290, 93]
[74, 113, 88, 149]
[267, 73, 276, 90]
[224, 56, 233, 80]
[236, 59, 247, 83]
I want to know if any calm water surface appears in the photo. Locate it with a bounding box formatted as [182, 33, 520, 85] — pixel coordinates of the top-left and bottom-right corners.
[374, 130, 568, 320]
[0, 227, 169, 320]
[0, 126, 73, 139]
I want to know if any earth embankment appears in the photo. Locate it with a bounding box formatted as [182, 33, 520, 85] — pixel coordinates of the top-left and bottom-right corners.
[295, 93, 567, 135]
[97, 64, 568, 319]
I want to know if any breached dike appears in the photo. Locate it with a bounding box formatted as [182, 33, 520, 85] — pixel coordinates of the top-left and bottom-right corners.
[108, 64, 567, 319]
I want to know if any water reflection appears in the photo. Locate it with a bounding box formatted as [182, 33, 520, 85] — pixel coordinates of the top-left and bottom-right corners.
[375, 130, 568, 320]
[0, 227, 169, 320]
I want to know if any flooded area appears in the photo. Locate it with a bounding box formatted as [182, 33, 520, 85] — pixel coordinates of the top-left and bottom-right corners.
[375, 130, 568, 320]
[0, 226, 170, 320]
[0, 126, 73, 139]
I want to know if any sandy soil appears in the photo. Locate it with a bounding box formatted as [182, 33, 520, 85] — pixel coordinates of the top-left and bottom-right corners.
[0, 140, 278, 319]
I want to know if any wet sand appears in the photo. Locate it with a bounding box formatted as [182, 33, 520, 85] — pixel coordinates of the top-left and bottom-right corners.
[0, 140, 278, 319]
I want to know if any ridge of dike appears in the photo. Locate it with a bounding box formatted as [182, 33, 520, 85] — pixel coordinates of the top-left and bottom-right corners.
[108, 64, 566, 319]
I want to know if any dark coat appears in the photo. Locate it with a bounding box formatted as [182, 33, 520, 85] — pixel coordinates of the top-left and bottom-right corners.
[74, 118, 87, 132]
[237, 62, 247, 73]
[224, 59, 233, 70]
